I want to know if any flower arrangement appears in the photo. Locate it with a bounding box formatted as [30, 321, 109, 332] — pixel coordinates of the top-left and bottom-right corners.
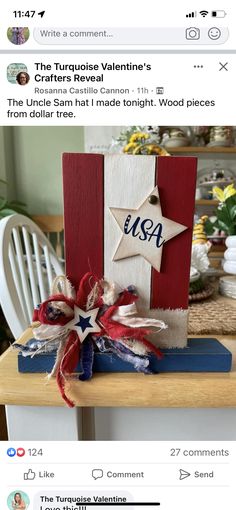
[206, 183, 236, 236]
[110, 126, 170, 155]
[123, 131, 169, 155]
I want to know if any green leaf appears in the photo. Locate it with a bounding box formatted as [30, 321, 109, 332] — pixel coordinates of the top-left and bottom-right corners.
[0, 179, 7, 186]
[217, 219, 231, 234]
[204, 218, 215, 235]
[226, 194, 236, 207]
[0, 209, 19, 217]
[229, 204, 236, 220]
[217, 205, 232, 224]
[8, 206, 29, 216]
[0, 197, 7, 209]
[9, 200, 27, 207]
[189, 277, 204, 294]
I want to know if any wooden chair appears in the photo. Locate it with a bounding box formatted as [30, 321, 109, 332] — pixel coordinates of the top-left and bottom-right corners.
[0, 214, 63, 339]
[0, 214, 81, 440]
[32, 215, 64, 260]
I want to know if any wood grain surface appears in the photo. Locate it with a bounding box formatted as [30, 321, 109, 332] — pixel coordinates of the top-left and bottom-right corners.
[32, 215, 64, 233]
[0, 328, 235, 408]
[152, 156, 197, 309]
[104, 154, 155, 311]
[63, 153, 104, 288]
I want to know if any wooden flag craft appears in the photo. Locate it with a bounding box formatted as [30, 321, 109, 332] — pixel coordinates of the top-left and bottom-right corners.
[16, 153, 232, 406]
[63, 153, 197, 349]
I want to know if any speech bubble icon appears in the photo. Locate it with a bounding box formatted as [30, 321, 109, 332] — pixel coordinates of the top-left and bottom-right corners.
[92, 469, 104, 480]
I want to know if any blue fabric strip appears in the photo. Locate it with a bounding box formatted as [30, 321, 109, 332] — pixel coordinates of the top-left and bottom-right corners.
[79, 336, 94, 381]
[93, 336, 154, 374]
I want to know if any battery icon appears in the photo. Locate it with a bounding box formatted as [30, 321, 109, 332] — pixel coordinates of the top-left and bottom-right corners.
[212, 10, 227, 17]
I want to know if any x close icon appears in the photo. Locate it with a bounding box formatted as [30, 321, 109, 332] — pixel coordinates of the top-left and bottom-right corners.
[219, 62, 228, 71]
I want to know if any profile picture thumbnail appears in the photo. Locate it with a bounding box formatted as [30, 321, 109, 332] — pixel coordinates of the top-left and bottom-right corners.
[7, 27, 30, 45]
[16, 71, 30, 86]
[7, 63, 28, 84]
[7, 490, 30, 509]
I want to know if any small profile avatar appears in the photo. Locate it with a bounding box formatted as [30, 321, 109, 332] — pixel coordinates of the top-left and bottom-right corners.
[7, 63, 28, 84]
[7, 491, 30, 510]
[16, 72, 30, 86]
[7, 27, 30, 45]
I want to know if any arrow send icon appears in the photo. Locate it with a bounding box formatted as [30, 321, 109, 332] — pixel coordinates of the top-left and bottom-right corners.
[179, 469, 191, 481]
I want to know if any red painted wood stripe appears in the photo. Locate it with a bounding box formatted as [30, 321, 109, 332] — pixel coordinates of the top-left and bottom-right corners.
[151, 156, 197, 310]
[63, 153, 104, 289]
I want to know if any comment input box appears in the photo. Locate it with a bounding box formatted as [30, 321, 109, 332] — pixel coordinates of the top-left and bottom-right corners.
[33, 27, 229, 45]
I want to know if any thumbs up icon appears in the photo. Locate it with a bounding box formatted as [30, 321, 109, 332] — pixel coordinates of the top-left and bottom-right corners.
[23, 468, 36, 480]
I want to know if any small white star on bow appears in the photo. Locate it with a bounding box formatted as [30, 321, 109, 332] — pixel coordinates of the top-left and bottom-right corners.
[66, 306, 101, 343]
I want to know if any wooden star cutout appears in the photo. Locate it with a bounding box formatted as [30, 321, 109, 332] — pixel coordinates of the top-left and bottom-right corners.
[66, 306, 101, 342]
[110, 186, 187, 272]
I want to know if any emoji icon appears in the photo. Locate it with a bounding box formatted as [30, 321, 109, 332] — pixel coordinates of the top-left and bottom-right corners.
[7, 448, 16, 457]
[208, 27, 221, 40]
[17, 447, 25, 457]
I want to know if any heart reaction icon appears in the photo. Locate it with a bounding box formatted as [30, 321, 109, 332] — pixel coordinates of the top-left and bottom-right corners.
[17, 448, 25, 457]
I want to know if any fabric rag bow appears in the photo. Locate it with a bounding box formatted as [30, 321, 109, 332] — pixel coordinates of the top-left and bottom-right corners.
[15, 272, 167, 407]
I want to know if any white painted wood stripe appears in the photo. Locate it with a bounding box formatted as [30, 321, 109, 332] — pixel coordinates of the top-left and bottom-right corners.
[104, 154, 156, 312]
[148, 308, 188, 348]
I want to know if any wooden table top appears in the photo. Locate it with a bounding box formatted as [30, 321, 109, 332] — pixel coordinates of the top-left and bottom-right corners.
[0, 327, 236, 408]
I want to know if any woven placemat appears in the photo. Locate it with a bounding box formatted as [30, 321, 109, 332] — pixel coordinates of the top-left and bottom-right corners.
[188, 294, 236, 335]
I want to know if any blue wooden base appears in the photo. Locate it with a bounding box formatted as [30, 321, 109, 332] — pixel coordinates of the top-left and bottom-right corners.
[18, 338, 232, 373]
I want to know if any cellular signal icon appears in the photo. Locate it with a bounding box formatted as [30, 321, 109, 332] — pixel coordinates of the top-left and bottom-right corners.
[200, 10, 209, 17]
[186, 11, 197, 18]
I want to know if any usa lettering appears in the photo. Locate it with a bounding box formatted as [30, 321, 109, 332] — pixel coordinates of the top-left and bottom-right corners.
[124, 214, 165, 248]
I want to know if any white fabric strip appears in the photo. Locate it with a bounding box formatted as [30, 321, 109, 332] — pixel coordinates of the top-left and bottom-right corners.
[112, 303, 167, 331]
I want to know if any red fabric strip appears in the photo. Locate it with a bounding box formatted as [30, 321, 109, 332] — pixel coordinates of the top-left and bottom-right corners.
[99, 306, 163, 359]
[76, 272, 101, 309]
[38, 294, 74, 325]
[151, 156, 197, 310]
[57, 330, 80, 407]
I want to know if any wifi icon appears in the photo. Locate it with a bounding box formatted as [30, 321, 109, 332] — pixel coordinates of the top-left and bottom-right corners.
[200, 10, 209, 17]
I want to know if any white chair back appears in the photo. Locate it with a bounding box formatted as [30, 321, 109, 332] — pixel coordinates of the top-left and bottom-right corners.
[0, 214, 64, 339]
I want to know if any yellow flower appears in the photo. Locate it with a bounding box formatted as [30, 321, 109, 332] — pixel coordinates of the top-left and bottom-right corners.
[129, 132, 149, 143]
[123, 142, 138, 153]
[213, 183, 236, 202]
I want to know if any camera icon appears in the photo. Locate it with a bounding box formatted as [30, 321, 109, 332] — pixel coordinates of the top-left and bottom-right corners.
[185, 27, 200, 40]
